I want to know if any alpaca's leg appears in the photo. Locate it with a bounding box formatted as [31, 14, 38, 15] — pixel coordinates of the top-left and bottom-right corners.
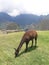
[35, 38, 37, 47]
[25, 42, 28, 52]
[31, 39, 33, 47]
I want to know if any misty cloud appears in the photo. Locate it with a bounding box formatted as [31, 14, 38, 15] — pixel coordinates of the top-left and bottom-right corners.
[0, 0, 49, 16]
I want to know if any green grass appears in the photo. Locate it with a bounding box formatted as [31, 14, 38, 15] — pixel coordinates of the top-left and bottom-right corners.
[0, 31, 49, 65]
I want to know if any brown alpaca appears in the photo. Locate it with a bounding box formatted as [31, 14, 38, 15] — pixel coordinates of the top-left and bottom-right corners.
[14, 30, 38, 57]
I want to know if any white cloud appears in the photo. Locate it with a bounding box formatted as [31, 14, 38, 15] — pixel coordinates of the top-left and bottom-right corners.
[0, 0, 49, 16]
[8, 9, 20, 16]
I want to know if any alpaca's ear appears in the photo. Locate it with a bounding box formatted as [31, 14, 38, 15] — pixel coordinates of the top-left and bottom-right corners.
[14, 48, 16, 51]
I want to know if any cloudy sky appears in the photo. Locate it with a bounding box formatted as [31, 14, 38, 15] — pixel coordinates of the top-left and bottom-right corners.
[0, 0, 49, 16]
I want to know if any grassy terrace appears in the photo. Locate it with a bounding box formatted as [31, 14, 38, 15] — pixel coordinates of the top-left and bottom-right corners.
[0, 31, 49, 65]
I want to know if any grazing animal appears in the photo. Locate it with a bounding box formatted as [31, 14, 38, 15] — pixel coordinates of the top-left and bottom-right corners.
[14, 30, 38, 57]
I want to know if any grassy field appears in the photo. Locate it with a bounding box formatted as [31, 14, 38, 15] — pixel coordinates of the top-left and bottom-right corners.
[0, 31, 49, 65]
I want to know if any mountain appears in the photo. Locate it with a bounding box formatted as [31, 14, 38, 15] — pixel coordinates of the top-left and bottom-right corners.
[14, 14, 42, 27]
[0, 12, 14, 22]
[37, 15, 49, 30]
[0, 12, 48, 30]
[0, 12, 43, 26]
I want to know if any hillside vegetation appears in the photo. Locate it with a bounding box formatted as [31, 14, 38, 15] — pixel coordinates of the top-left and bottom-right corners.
[0, 31, 49, 65]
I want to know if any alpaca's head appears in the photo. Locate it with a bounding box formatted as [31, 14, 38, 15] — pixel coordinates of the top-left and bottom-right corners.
[14, 48, 19, 58]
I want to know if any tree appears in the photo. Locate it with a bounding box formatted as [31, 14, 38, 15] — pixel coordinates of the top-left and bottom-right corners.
[6, 22, 20, 30]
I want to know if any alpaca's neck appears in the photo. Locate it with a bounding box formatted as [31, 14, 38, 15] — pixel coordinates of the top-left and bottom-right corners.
[17, 39, 24, 52]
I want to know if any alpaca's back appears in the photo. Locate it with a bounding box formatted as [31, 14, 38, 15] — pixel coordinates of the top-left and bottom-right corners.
[22, 30, 37, 42]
